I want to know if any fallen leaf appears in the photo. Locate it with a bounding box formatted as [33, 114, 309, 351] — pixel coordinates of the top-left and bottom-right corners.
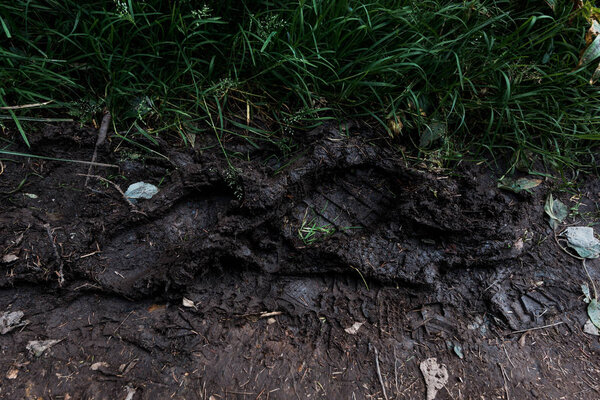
[588, 299, 600, 329]
[26, 339, 61, 357]
[6, 367, 18, 379]
[544, 194, 568, 230]
[420, 358, 449, 400]
[2, 254, 18, 263]
[580, 34, 600, 68]
[387, 118, 403, 137]
[182, 298, 195, 308]
[420, 121, 446, 147]
[563, 226, 600, 258]
[147, 304, 166, 312]
[453, 344, 464, 359]
[125, 385, 136, 400]
[585, 19, 600, 46]
[518, 332, 527, 347]
[344, 321, 364, 335]
[498, 177, 542, 193]
[582, 284, 592, 304]
[90, 362, 109, 371]
[584, 319, 600, 335]
[0, 310, 27, 334]
[23, 193, 38, 199]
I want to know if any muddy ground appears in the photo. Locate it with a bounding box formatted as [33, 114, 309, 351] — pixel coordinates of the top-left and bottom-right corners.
[1, 122, 600, 399]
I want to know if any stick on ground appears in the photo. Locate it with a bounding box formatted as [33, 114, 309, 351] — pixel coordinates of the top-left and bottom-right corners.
[44, 223, 65, 287]
[85, 111, 111, 187]
[373, 345, 389, 400]
[79, 173, 146, 216]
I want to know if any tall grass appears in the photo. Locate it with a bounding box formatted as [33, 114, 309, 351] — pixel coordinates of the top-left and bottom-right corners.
[1, 0, 599, 167]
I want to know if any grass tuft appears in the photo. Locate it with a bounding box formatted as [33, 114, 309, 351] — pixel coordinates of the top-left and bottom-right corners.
[1, 0, 599, 168]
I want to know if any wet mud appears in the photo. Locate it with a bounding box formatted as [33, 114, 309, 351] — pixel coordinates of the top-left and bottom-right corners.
[1, 123, 599, 399]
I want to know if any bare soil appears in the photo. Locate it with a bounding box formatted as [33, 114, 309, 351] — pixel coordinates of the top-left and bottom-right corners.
[1, 123, 600, 399]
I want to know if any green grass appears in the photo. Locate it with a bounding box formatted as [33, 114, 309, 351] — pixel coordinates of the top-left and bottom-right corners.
[298, 208, 336, 245]
[1, 0, 600, 169]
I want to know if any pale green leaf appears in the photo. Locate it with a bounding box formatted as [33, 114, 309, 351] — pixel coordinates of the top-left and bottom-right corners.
[588, 299, 600, 329]
[544, 194, 568, 230]
[580, 34, 600, 67]
[498, 177, 542, 193]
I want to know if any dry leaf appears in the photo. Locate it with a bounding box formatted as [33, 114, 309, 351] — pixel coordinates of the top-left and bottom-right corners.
[125, 385, 136, 400]
[147, 304, 166, 312]
[584, 319, 600, 336]
[90, 362, 109, 371]
[2, 254, 18, 263]
[344, 321, 364, 335]
[586, 19, 600, 45]
[26, 339, 61, 357]
[420, 358, 449, 400]
[387, 118, 403, 136]
[182, 298, 195, 308]
[0, 310, 26, 334]
[498, 177, 542, 193]
[6, 368, 18, 379]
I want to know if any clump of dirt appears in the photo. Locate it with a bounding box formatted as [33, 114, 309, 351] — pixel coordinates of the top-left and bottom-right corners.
[1, 123, 599, 399]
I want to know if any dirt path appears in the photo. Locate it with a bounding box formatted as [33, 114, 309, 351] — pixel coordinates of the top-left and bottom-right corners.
[1, 123, 599, 399]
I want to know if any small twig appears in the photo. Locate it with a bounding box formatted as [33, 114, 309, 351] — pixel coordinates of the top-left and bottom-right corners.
[80, 242, 102, 259]
[0, 100, 53, 110]
[44, 223, 64, 287]
[79, 250, 101, 259]
[113, 310, 135, 334]
[373, 345, 389, 400]
[85, 111, 111, 187]
[502, 344, 516, 369]
[394, 347, 399, 396]
[498, 363, 510, 400]
[554, 230, 584, 261]
[79, 173, 146, 215]
[259, 311, 283, 318]
[236, 310, 283, 319]
[292, 379, 301, 400]
[506, 321, 564, 335]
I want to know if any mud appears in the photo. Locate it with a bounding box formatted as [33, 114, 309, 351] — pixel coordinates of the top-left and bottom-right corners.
[1, 123, 600, 399]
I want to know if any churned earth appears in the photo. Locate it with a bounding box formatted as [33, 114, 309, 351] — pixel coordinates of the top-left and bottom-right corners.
[1, 123, 599, 399]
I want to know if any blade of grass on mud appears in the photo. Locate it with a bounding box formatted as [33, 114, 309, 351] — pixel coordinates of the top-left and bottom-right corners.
[0, 149, 119, 168]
